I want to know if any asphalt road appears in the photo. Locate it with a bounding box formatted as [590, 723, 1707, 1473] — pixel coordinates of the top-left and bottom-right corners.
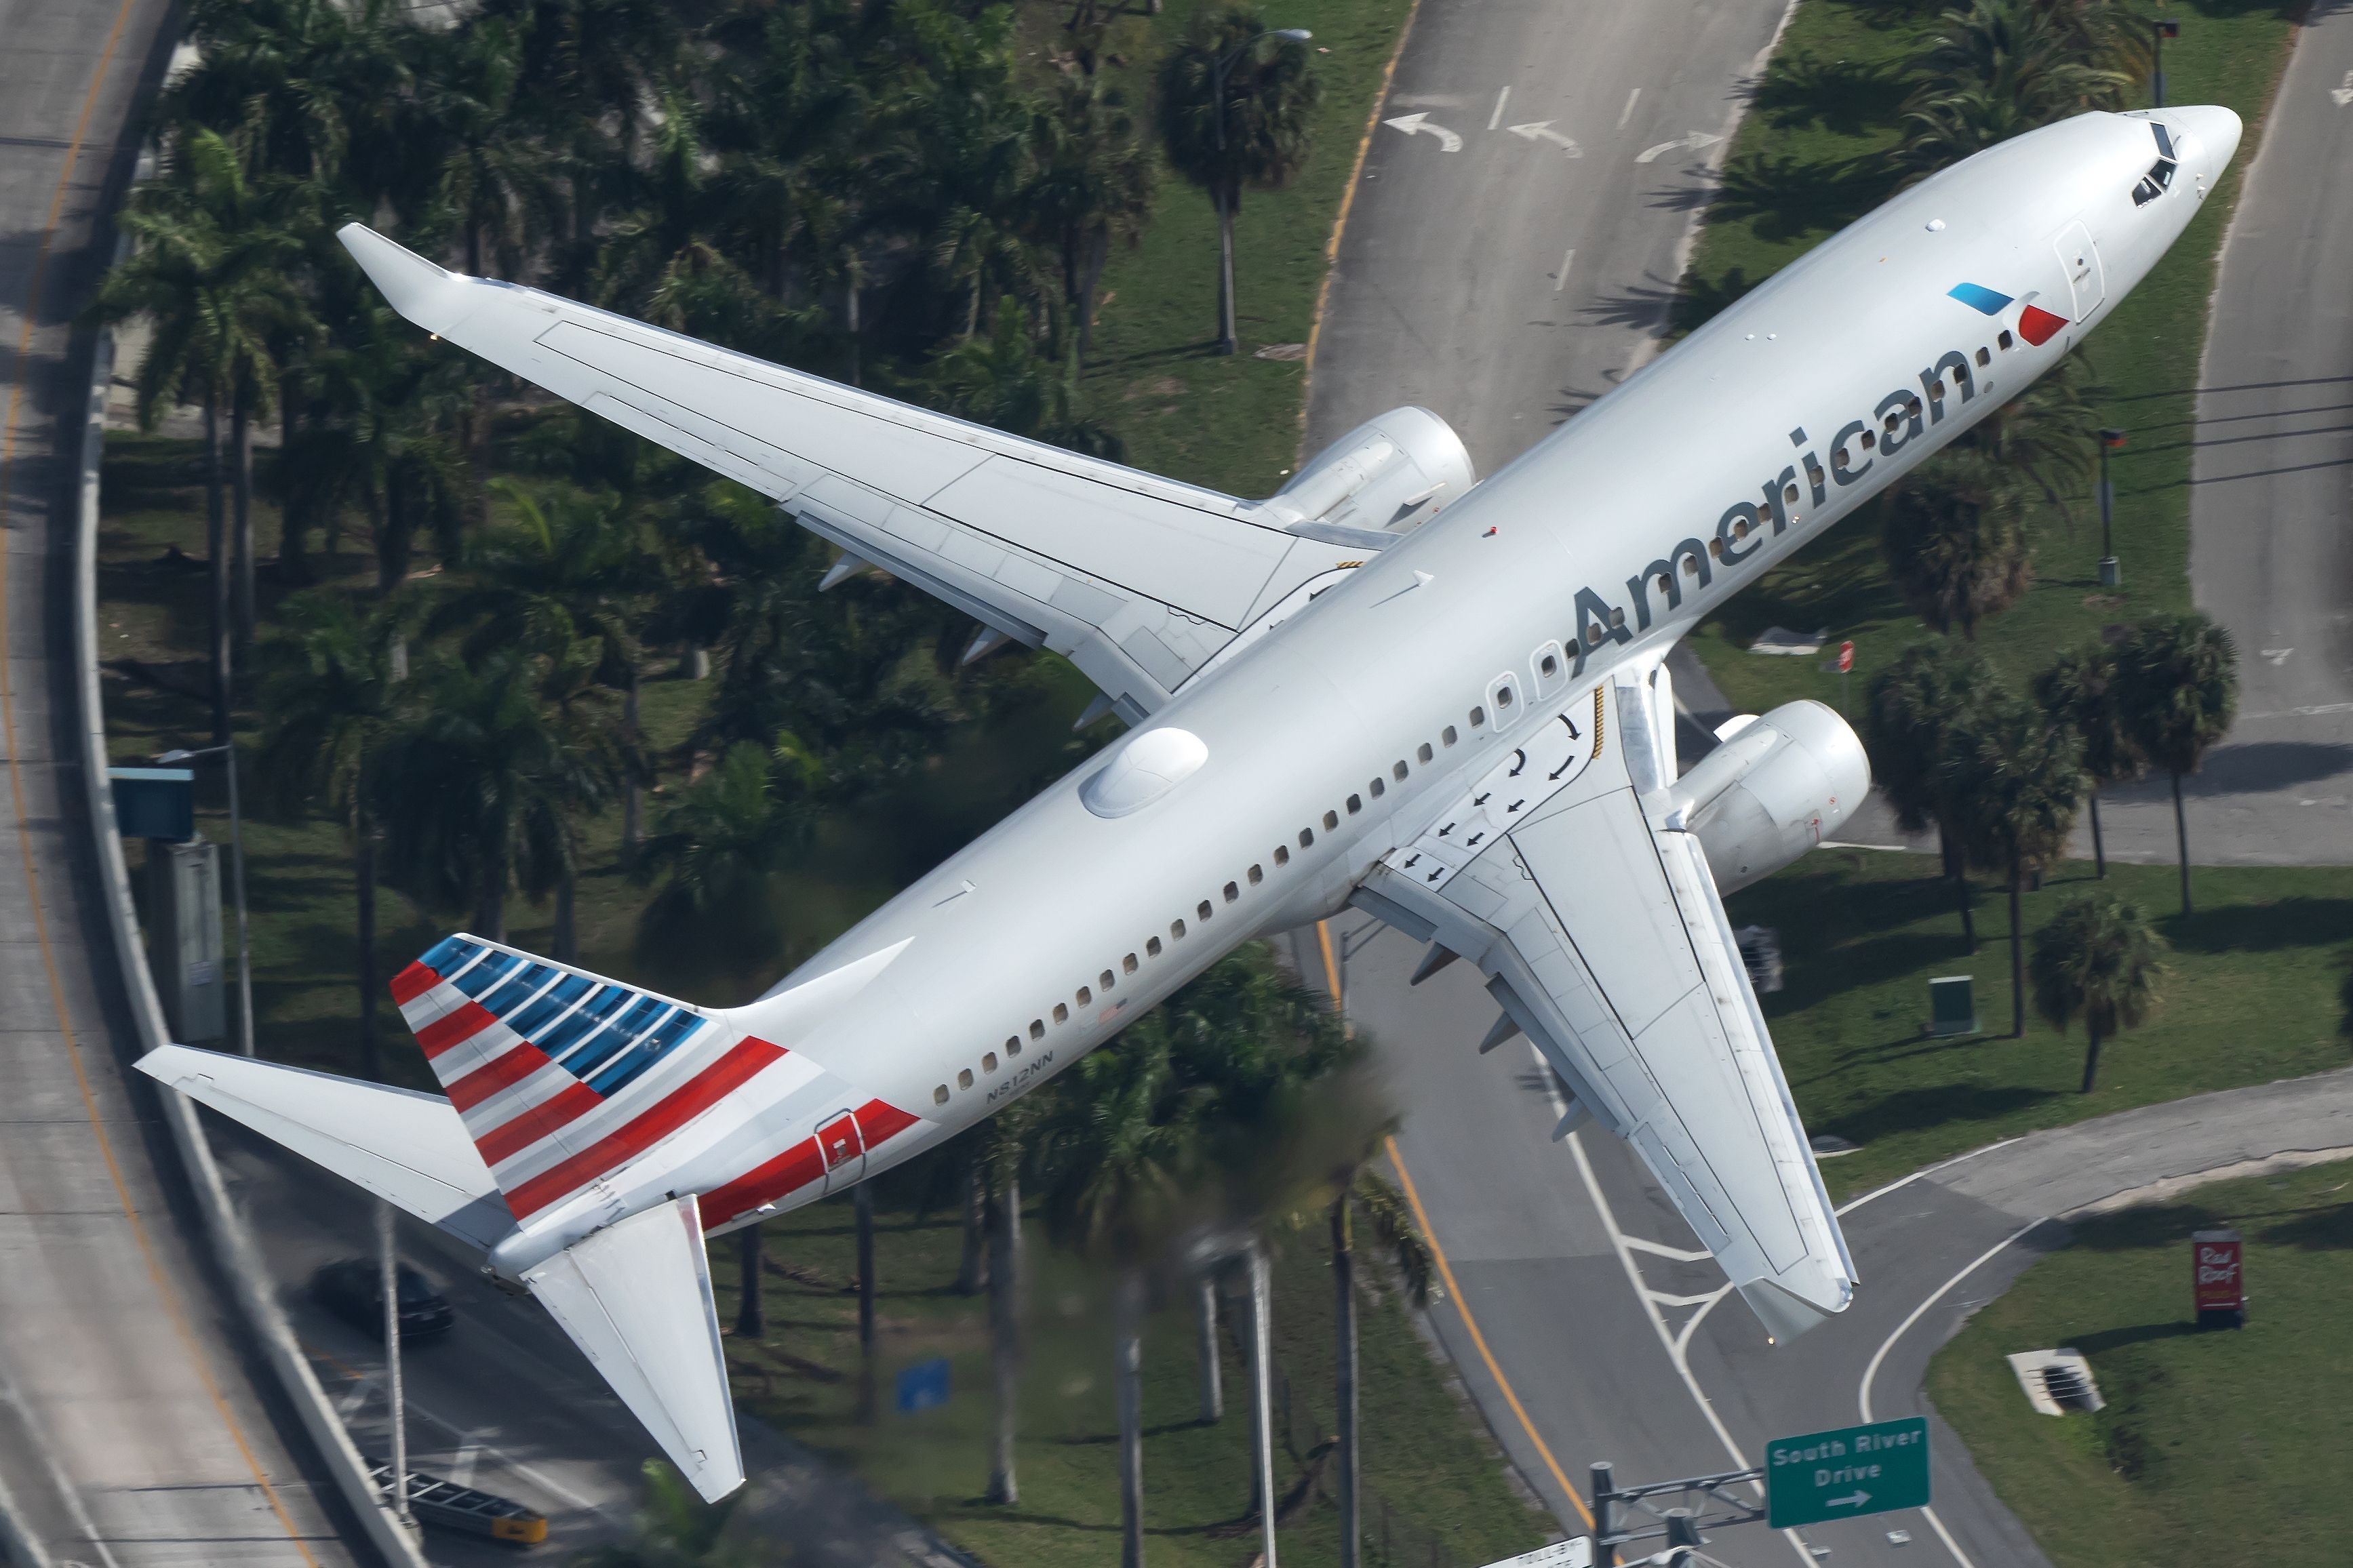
[0, 3, 361, 1564]
[2071, 5, 2353, 867]
[1304, 0, 1791, 470]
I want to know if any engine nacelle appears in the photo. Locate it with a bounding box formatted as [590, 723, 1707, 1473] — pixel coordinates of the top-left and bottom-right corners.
[1669, 700, 1870, 896]
[1262, 405, 1475, 537]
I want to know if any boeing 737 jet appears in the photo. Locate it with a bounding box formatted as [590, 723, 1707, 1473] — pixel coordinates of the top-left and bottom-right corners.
[140, 105, 2241, 1500]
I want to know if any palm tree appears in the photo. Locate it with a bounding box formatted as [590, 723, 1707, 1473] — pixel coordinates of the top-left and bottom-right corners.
[432, 478, 654, 675]
[2117, 612, 2239, 915]
[1897, 0, 2132, 181]
[2036, 641, 2143, 879]
[374, 650, 622, 944]
[1026, 72, 1155, 359]
[2031, 892, 2166, 1092]
[159, 0, 417, 196]
[1880, 449, 2033, 640]
[1863, 641, 2004, 948]
[1328, 1161, 1433, 1568]
[1954, 346, 2097, 524]
[254, 595, 406, 1079]
[91, 127, 307, 740]
[917, 307, 1125, 458]
[1947, 691, 2084, 1037]
[574, 1459, 751, 1568]
[633, 742, 813, 983]
[1158, 9, 1319, 355]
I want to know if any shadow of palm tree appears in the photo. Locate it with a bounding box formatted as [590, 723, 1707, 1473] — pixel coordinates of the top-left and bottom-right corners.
[1753, 50, 1915, 136]
[1709, 150, 1903, 243]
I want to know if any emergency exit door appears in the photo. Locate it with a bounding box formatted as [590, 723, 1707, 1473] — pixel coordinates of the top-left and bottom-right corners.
[818, 1112, 867, 1193]
[2055, 220, 2104, 319]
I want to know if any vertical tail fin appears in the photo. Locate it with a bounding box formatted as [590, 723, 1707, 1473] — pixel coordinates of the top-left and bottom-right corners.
[390, 935, 780, 1226]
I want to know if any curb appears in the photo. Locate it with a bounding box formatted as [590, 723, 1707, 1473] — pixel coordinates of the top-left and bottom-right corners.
[73, 220, 434, 1568]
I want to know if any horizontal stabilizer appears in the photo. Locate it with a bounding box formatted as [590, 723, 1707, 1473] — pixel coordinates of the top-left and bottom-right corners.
[523, 1195, 744, 1501]
[136, 1045, 513, 1250]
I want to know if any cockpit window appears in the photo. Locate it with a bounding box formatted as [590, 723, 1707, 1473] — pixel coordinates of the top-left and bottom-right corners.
[2151, 120, 2175, 160]
[2133, 121, 2179, 207]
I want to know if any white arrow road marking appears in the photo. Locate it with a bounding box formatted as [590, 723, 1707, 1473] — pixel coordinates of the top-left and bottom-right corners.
[1619, 87, 1642, 129]
[1508, 121, 1582, 156]
[2263, 646, 2293, 665]
[1635, 130, 1725, 163]
[1827, 1490, 1872, 1509]
[1556, 246, 1575, 292]
[1488, 85, 1511, 130]
[2332, 70, 2353, 106]
[1384, 111, 1463, 152]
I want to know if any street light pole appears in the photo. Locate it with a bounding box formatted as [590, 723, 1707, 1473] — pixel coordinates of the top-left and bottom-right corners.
[2097, 427, 2127, 588]
[156, 742, 254, 1056]
[2153, 18, 2180, 106]
[378, 1199, 411, 1530]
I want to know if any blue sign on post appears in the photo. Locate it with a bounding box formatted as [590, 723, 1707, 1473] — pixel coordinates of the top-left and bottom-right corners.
[109, 767, 195, 841]
[896, 1356, 951, 1414]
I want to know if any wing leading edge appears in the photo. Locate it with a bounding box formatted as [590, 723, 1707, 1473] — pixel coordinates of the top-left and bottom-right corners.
[337, 224, 1373, 722]
[1357, 662, 1855, 1340]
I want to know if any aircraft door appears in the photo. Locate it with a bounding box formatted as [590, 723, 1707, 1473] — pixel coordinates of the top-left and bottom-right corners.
[817, 1111, 867, 1194]
[2055, 220, 2105, 319]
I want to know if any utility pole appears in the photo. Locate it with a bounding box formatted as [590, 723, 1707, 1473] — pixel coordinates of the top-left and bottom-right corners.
[1591, 1462, 1617, 1568]
[156, 744, 252, 1056]
[2097, 426, 2127, 587]
[2153, 17, 2180, 106]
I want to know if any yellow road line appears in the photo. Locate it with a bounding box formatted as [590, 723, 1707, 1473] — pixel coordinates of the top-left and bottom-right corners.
[0, 8, 321, 1561]
[1386, 1133, 1596, 1531]
[1298, 0, 1427, 427]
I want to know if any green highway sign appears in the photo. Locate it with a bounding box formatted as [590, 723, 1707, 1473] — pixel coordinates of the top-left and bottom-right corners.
[1764, 1417, 1930, 1528]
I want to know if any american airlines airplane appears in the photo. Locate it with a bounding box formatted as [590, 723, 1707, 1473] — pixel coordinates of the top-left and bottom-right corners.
[140, 105, 2240, 1500]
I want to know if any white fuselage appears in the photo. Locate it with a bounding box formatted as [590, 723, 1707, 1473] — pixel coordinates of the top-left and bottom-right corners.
[612, 109, 2238, 1237]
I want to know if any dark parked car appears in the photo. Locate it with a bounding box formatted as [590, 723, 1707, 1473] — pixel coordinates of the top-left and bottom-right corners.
[311, 1259, 454, 1340]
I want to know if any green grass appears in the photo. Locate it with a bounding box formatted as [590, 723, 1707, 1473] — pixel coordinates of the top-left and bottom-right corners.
[1077, 0, 1414, 496]
[1675, 0, 2300, 716]
[718, 1194, 1548, 1568]
[1724, 851, 2353, 1202]
[1926, 1156, 2353, 1568]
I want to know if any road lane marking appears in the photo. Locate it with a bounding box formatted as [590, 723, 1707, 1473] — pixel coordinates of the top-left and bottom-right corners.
[1621, 1234, 1708, 1262]
[1835, 1137, 2025, 1216]
[1384, 1135, 1595, 1530]
[1383, 112, 1463, 151]
[0, 3, 321, 1562]
[1618, 88, 1640, 129]
[1554, 247, 1575, 293]
[2332, 71, 2352, 107]
[1859, 1218, 2049, 1423]
[1635, 130, 1724, 163]
[1509, 123, 1581, 157]
[1488, 85, 1510, 131]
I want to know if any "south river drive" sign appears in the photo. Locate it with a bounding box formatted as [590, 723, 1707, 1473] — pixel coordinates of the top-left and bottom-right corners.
[1764, 1417, 1931, 1529]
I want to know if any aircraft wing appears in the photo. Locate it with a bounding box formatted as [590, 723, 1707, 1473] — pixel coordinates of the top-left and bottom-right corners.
[1354, 662, 1856, 1340]
[338, 225, 1377, 722]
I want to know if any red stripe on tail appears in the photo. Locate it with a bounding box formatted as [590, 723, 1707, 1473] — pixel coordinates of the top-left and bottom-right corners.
[416, 1001, 498, 1060]
[700, 1137, 826, 1230]
[446, 1043, 557, 1112]
[475, 1081, 602, 1167]
[389, 962, 439, 1006]
[503, 1036, 784, 1220]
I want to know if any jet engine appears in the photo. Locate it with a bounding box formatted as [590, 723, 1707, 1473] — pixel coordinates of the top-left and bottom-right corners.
[1668, 700, 1870, 896]
[1262, 405, 1475, 537]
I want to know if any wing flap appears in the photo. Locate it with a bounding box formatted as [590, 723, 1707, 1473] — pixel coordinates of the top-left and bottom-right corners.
[523, 1195, 745, 1501]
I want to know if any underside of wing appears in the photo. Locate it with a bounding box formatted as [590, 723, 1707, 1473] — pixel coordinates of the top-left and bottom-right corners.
[1357, 661, 1855, 1340]
[337, 225, 1383, 721]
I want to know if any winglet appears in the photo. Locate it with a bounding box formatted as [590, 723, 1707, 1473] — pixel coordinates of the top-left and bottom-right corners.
[336, 223, 475, 337]
[1737, 1273, 1849, 1344]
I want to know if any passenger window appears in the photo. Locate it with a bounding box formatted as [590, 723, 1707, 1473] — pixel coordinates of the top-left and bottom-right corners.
[1302, 826, 1318, 845]
[1100, 969, 1115, 990]
[934, 1084, 950, 1105]
[958, 1068, 974, 1089]
[1419, 742, 1434, 763]
[1274, 846, 1290, 866]
[1008, 1036, 1023, 1057]
[1147, 936, 1163, 957]
[1123, 954, 1138, 974]
[1248, 864, 1263, 885]
[1198, 900, 1214, 920]
[1054, 1003, 1069, 1023]
[1030, 1019, 1045, 1040]
[1784, 482, 1800, 504]
[1861, 430, 1877, 449]
[1323, 809, 1339, 829]
[1077, 986, 1092, 1006]
[1172, 919, 1187, 940]
[1347, 795, 1362, 813]
[1999, 329, 2014, 350]
[1369, 778, 1385, 799]
[1975, 346, 1991, 367]
[1495, 683, 1516, 711]
[1393, 761, 1408, 782]
[1469, 706, 1486, 728]
[1223, 881, 1239, 902]
[1442, 726, 1458, 746]
[983, 1052, 998, 1073]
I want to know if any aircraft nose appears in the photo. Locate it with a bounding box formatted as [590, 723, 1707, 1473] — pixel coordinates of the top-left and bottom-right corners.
[2168, 104, 2245, 179]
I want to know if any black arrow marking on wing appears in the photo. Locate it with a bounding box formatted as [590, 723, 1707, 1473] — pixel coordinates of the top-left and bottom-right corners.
[1438, 821, 1455, 837]
[1507, 749, 1528, 778]
[1473, 792, 1491, 807]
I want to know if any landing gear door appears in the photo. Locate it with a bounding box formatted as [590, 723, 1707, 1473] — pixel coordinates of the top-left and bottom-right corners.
[2055, 220, 2104, 319]
[817, 1112, 867, 1194]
